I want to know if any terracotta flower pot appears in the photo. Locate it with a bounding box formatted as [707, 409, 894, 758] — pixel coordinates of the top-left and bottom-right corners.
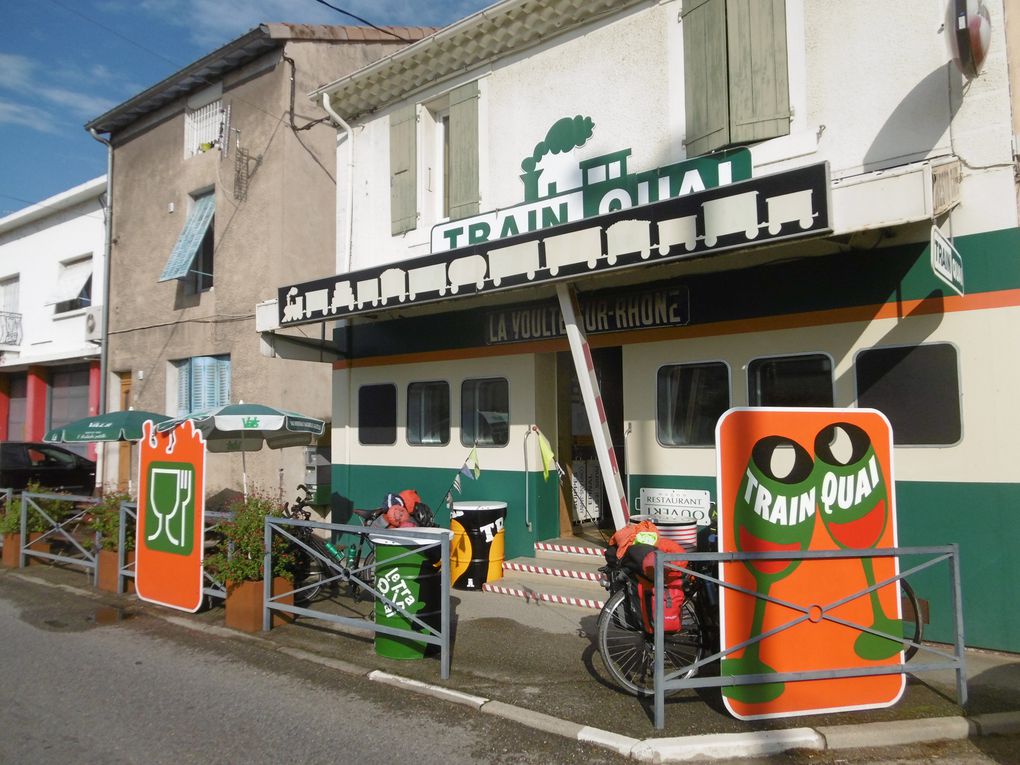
[26, 532, 51, 566]
[96, 549, 136, 594]
[225, 577, 294, 632]
[1, 533, 21, 568]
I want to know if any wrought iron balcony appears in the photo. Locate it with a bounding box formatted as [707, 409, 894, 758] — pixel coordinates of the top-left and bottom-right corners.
[0, 311, 23, 345]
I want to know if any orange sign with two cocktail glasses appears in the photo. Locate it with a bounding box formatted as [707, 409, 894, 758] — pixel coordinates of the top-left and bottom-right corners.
[136, 419, 206, 612]
[716, 408, 905, 720]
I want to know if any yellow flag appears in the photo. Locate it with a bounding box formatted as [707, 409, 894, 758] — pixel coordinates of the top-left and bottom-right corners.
[538, 432, 555, 480]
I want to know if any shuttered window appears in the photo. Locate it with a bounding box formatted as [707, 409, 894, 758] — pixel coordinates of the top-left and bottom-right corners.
[683, 0, 790, 156]
[174, 355, 230, 417]
[160, 193, 215, 282]
[447, 81, 480, 221]
[389, 104, 418, 235]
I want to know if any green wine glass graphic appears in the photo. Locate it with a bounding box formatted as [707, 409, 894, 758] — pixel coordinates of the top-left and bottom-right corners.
[723, 435, 817, 704]
[814, 423, 901, 661]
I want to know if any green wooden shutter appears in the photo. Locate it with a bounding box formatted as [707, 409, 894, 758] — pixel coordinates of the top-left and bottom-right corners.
[447, 81, 480, 221]
[683, 0, 730, 156]
[727, 0, 791, 144]
[389, 104, 418, 235]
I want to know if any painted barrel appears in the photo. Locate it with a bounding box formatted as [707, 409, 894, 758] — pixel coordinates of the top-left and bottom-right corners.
[631, 513, 698, 553]
[449, 501, 507, 590]
[371, 534, 441, 660]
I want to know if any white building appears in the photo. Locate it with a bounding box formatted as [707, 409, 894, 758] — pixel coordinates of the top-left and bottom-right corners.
[0, 177, 107, 461]
[271, 0, 1019, 652]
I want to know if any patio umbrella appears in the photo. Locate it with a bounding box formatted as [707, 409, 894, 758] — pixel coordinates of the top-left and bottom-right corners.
[156, 402, 326, 496]
[44, 409, 173, 444]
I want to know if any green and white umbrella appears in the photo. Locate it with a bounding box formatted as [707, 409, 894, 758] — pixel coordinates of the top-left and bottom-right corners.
[44, 409, 172, 444]
[157, 403, 326, 496]
[156, 402, 325, 453]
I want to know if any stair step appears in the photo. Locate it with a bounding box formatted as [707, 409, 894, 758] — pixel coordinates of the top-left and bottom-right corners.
[534, 540, 606, 563]
[502, 556, 607, 586]
[482, 571, 606, 610]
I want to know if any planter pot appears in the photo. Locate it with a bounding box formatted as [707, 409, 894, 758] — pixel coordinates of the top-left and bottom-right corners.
[1, 532, 51, 567]
[96, 549, 136, 594]
[225, 577, 294, 633]
[1, 533, 20, 568]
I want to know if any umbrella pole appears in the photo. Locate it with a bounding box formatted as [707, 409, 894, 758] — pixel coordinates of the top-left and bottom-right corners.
[242, 449, 248, 500]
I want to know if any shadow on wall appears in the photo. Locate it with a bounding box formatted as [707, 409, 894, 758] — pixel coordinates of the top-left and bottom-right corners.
[863, 64, 962, 172]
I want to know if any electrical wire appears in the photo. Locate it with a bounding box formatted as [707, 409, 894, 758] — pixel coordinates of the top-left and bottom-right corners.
[309, 0, 412, 41]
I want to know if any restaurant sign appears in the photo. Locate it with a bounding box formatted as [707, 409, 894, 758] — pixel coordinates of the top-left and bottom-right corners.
[279, 162, 831, 327]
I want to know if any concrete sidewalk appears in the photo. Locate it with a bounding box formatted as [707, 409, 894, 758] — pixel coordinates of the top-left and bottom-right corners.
[5, 563, 1020, 762]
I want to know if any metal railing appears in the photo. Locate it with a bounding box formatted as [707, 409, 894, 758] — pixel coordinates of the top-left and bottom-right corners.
[265, 516, 454, 679]
[650, 545, 966, 729]
[17, 491, 100, 572]
[0, 311, 22, 345]
[114, 503, 234, 599]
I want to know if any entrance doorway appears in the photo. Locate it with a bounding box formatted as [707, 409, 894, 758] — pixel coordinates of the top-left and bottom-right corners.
[117, 373, 132, 491]
[556, 346, 624, 536]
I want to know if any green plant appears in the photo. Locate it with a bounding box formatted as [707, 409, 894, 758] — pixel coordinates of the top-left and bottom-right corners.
[204, 488, 295, 583]
[88, 489, 136, 551]
[0, 482, 73, 534]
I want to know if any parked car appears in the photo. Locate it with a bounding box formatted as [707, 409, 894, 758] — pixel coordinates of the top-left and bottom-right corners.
[0, 442, 97, 494]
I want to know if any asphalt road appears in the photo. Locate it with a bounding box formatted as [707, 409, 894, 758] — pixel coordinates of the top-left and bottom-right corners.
[0, 573, 628, 765]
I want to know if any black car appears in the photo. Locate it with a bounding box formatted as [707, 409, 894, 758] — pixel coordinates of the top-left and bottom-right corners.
[0, 442, 97, 494]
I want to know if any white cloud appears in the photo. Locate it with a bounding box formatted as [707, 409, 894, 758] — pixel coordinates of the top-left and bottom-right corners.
[0, 53, 36, 92]
[0, 98, 61, 134]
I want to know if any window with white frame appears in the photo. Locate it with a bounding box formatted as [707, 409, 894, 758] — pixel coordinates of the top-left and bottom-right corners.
[0, 276, 20, 345]
[160, 191, 215, 290]
[461, 377, 509, 447]
[359, 384, 397, 445]
[748, 353, 833, 407]
[408, 381, 450, 445]
[48, 257, 92, 314]
[172, 355, 230, 417]
[390, 80, 480, 235]
[682, 0, 791, 156]
[856, 343, 961, 445]
[656, 362, 730, 446]
[184, 83, 224, 157]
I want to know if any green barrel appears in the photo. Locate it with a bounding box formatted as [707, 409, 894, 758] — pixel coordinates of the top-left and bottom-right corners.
[372, 534, 441, 660]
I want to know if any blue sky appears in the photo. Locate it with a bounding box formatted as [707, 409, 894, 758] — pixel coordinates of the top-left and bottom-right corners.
[0, 0, 494, 217]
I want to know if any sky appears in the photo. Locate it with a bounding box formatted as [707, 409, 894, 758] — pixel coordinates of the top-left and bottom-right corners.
[0, 0, 495, 218]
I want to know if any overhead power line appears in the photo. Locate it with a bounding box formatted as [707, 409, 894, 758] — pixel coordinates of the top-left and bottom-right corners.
[309, 0, 411, 41]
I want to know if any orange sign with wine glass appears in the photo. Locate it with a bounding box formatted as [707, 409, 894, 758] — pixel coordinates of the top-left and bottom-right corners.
[136, 419, 206, 612]
[716, 408, 904, 720]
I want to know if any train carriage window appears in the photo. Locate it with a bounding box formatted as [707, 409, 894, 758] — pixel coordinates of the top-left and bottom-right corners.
[657, 362, 730, 446]
[408, 381, 450, 446]
[359, 384, 397, 445]
[749, 354, 833, 407]
[462, 378, 509, 447]
[856, 343, 961, 445]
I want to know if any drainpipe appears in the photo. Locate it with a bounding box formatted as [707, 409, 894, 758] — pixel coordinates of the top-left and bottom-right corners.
[89, 129, 114, 494]
[319, 93, 355, 519]
[523, 426, 535, 532]
[320, 93, 354, 273]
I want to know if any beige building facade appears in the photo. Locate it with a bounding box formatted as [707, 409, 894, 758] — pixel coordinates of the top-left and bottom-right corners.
[86, 24, 431, 501]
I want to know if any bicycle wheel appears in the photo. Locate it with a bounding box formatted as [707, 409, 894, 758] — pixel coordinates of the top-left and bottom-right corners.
[292, 537, 330, 605]
[900, 580, 923, 661]
[596, 588, 704, 697]
[350, 549, 376, 602]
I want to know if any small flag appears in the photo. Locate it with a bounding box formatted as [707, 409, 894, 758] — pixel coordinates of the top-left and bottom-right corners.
[469, 447, 481, 479]
[452, 473, 462, 494]
[537, 431, 555, 481]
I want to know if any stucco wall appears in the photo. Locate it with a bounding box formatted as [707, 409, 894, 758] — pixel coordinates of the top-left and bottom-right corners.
[106, 39, 408, 499]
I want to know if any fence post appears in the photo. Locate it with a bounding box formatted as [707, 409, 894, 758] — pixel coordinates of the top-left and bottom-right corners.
[441, 530, 451, 680]
[654, 550, 666, 729]
[18, 493, 27, 568]
[949, 543, 968, 706]
[263, 517, 273, 632]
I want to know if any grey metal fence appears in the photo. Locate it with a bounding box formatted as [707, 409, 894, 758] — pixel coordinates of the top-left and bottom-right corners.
[264, 516, 454, 679]
[17, 491, 100, 572]
[650, 545, 966, 729]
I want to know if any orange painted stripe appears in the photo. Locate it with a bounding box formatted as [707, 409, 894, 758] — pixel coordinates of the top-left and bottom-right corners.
[332, 288, 1020, 370]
